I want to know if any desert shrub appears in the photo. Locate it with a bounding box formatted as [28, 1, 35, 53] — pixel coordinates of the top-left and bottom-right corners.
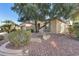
[73, 23, 79, 38]
[8, 29, 31, 48]
[31, 29, 34, 32]
[68, 25, 75, 35]
[75, 31, 79, 38]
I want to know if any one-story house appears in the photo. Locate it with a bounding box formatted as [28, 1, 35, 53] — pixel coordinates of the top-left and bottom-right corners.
[19, 19, 73, 34]
[50, 18, 71, 34]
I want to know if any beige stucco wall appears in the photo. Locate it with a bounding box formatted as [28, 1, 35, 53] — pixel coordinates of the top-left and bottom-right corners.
[56, 19, 62, 33]
[37, 21, 45, 27]
[50, 19, 57, 33]
[50, 19, 68, 34]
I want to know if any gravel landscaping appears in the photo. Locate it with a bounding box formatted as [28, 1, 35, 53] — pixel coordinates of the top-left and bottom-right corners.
[25, 33, 79, 56]
[0, 33, 79, 56]
[0, 32, 8, 46]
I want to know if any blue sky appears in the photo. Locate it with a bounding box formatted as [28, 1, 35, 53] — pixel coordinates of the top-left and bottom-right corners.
[0, 3, 20, 25]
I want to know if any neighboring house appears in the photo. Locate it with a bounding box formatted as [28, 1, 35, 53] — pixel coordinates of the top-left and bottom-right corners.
[20, 22, 33, 30]
[20, 21, 45, 31]
[50, 19, 69, 34]
[14, 25, 21, 30]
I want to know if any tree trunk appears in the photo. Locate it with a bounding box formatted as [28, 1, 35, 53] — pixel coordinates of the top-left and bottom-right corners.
[48, 21, 51, 32]
[39, 21, 49, 30]
[44, 21, 47, 32]
[35, 20, 38, 33]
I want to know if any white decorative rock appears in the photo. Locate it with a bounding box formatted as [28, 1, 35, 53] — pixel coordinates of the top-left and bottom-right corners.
[43, 34, 51, 40]
[31, 38, 42, 43]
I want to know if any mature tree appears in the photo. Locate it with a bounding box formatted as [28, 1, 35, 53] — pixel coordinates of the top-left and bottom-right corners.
[11, 3, 77, 32]
[11, 3, 51, 32]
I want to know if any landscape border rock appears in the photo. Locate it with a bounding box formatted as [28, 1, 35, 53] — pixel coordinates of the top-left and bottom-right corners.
[0, 41, 29, 56]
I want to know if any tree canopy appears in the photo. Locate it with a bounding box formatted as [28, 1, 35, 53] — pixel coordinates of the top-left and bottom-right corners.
[11, 3, 78, 21]
[11, 3, 79, 32]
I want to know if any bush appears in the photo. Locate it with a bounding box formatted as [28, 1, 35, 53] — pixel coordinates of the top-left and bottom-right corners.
[68, 25, 75, 35]
[74, 26, 79, 38]
[8, 29, 31, 48]
[75, 31, 79, 38]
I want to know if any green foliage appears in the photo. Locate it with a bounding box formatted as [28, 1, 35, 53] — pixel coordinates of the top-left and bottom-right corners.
[11, 3, 76, 21]
[11, 3, 51, 21]
[75, 31, 79, 38]
[2, 20, 15, 24]
[0, 20, 18, 33]
[73, 23, 79, 38]
[68, 25, 75, 34]
[8, 29, 31, 48]
[11, 3, 76, 32]
[0, 24, 12, 33]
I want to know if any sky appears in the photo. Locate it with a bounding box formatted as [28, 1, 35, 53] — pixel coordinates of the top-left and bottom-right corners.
[0, 3, 21, 25]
